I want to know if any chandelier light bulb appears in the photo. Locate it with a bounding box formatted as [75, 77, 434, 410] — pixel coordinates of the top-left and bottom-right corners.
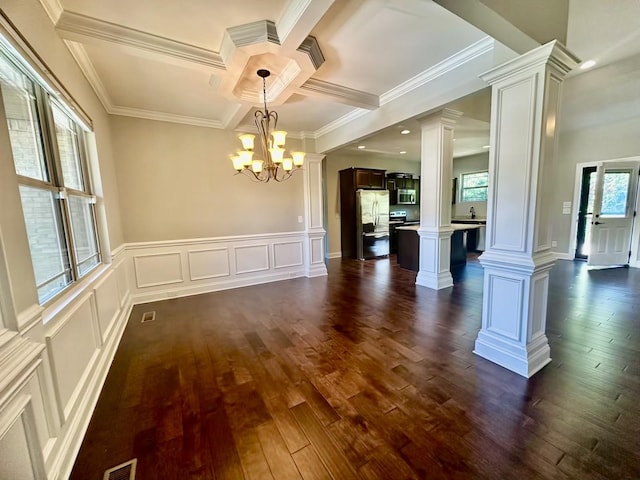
[269, 147, 285, 164]
[272, 130, 287, 147]
[291, 151, 305, 167]
[231, 155, 244, 171]
[251, 159, 264, 173]
[239, 134, 255, 150]
[238, 150, 253, 166]
[282, 158, 293, 171]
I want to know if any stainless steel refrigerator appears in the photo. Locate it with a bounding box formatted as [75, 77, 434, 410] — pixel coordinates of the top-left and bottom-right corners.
[356, 189, 390, 259]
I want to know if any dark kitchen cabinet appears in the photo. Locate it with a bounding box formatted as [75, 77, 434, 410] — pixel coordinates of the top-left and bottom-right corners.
[387, 173, 419, 205]
[354, 168, 386, 189]
[339, 168, 386, 258]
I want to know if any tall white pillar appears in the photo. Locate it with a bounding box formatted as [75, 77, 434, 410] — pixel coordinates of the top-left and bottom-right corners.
[474, 41, 578, 377]
[416, 108, 462, 290]
[302, 153, 328, 277]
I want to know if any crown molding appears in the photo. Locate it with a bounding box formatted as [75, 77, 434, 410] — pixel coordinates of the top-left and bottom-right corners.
[480, 40, 579, 85]
[298, 78, 378, 109]
[313, 108, 369, 139]
[380, 36, 494, 105]
[226, 20, 280, 48]
[110, 106, 224, 129]
[221, 20, 280, 65]
[56, 10, 226, 70]
[222, 104, 253, 130]
[37, 0, 63, 24]
[63, 40, 114, 113]
[297, 36, 325, 70]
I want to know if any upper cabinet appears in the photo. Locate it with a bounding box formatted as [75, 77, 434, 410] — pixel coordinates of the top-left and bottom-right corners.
[351, 168, 386, 189]
[386, 172, 419, 204]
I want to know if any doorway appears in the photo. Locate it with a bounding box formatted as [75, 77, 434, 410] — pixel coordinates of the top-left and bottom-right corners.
[573, 160, 640, 267]
[575, 166, 597, 259]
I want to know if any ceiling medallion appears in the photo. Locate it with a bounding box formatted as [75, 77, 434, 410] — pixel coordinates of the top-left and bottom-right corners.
[232, 69, 304, 182]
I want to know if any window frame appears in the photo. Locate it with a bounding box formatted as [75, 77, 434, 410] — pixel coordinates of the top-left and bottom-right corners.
[0, 43, 101, 305]
[460, 170, 489, 203]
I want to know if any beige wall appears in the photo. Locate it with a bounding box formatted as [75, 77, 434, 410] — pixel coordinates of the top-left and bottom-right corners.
[552, 54, 640, 255]
[325, 154, 421, 257]
[452, 152, 489, 218]
[111, 116, 305, 242]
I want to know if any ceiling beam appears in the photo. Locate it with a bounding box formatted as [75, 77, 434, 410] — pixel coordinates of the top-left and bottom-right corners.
[276, 0, 335, 51]
[433, 0, 540, 54]
[55, 10, 226, 70]
[297, 78, 379, 110]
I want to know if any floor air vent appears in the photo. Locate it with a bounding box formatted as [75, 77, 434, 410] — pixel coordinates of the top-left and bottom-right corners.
[141, 311, 156, 323]
[103, 458, 136, 480]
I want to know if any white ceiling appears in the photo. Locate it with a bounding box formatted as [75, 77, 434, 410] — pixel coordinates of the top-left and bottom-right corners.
[37, 0, 640, 157]
[42, 0, 489, 134]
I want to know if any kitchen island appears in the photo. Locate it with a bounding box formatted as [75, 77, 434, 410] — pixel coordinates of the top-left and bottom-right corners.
[396, 224, 481, 272]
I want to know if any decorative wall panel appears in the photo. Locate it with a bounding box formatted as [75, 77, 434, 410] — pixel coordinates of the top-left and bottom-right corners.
[188, 248, 230, 280]
[134, 252, 183, 288]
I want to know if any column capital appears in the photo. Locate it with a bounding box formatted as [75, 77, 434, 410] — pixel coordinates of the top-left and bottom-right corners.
[303, 153, 326, 164]
[480, 40, 579, 85]
[418, 108, 463, 128]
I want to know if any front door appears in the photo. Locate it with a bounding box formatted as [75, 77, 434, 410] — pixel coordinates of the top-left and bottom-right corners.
[587, 161, 639, 267]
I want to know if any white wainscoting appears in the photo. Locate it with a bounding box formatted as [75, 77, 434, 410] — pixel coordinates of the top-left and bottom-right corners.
[128, 232, 309, 304]
[0, 231, 326, 479]
[0, 248, 135, 480]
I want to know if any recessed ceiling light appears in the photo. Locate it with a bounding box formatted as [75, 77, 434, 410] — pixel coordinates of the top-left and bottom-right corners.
[357, 145, 366, 149]
[580, 60, 596, 70]
[482, 145, 490, 149]
[399, 151, 407, 154]
[400, 129, 410, 135]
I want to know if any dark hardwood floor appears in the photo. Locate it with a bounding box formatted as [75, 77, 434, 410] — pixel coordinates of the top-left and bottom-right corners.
[70, 257, 640, 480]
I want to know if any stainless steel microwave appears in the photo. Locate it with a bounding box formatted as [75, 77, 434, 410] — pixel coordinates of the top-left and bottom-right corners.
[397, 188, 416, 204]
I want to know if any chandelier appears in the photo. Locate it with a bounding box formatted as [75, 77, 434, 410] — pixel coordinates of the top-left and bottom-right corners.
[231, 69, 305, 182]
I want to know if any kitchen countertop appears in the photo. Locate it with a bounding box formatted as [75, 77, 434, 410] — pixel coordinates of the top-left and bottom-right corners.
[452, 217, 486, 224]
[396, 224, 480, 232]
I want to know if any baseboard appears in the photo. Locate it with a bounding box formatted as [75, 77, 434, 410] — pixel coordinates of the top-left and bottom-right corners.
[327, 251, 342, 259]
[51, 296, 133, 480]
[553, 252, 573, 260]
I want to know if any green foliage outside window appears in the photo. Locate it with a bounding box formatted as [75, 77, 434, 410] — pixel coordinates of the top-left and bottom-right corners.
[461, 171, 488, 202]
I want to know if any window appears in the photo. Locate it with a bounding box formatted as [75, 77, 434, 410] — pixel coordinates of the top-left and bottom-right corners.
[461, 171, 489, 202]
[0, 45, 100, 303]
[600, 171, 631, 217]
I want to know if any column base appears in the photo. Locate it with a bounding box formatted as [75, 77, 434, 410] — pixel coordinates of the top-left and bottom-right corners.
[305, 262, 327, 278]
[474, 330, 551, 378]
[416, 227, 453, 290]
[416, 270, 453, 289]
[305, 230, 328, 278]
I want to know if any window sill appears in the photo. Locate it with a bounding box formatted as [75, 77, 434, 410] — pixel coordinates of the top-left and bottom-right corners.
[41, 262, 110, 325]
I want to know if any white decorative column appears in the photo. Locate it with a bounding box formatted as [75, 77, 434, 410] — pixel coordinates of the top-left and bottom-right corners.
[474, 41, 578, 377]
[416, 108, 462, 290]
[303, 153, 328, 277]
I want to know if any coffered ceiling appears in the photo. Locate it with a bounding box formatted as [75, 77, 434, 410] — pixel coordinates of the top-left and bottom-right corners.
[38, 0, 490, 136]
[36, 0, 640, 158]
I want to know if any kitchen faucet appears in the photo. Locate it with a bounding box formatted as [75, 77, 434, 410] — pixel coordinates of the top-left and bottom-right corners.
[470, 206, 476, 219]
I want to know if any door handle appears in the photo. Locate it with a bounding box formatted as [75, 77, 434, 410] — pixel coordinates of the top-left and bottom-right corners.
[593, 221, 604, 225]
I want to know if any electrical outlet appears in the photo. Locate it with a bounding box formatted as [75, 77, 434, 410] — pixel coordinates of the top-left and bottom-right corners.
[551, 241, 558, 247]
[297, 215, 303, 223]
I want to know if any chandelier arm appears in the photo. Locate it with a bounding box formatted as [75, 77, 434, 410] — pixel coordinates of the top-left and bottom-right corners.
[238, 168, 271, 183]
